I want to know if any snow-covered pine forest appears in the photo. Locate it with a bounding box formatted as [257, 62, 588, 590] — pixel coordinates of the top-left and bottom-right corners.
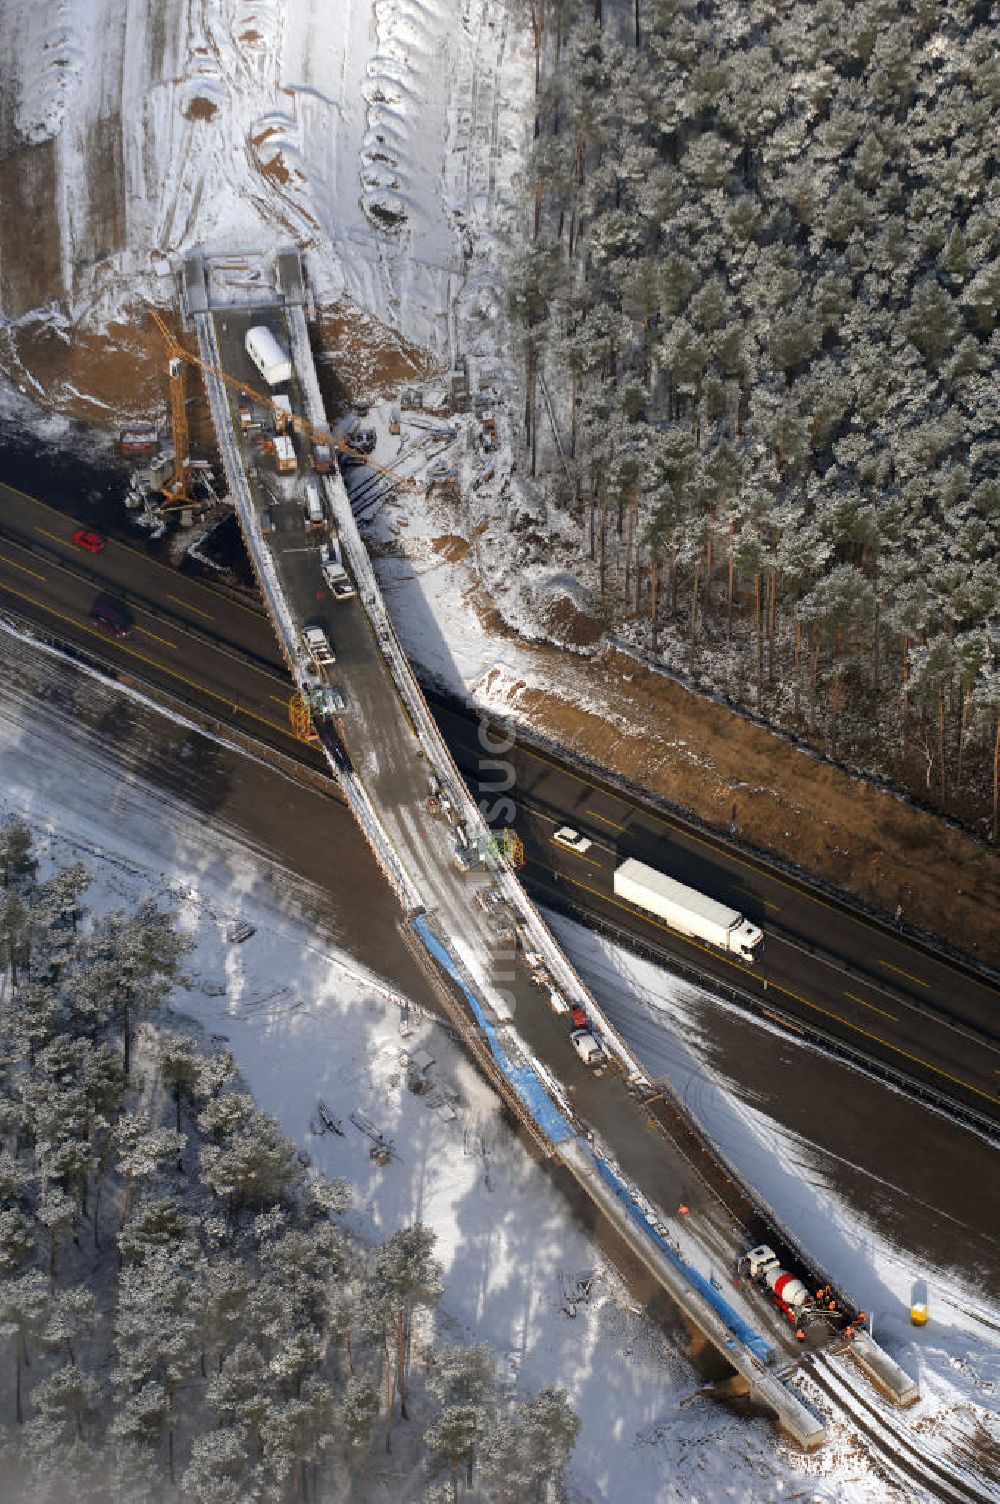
[0, 823, 578, 1503]
[506, 0, 999, 835]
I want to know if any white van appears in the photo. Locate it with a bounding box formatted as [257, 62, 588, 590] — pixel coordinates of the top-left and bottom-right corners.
[304, 480, 325, 530]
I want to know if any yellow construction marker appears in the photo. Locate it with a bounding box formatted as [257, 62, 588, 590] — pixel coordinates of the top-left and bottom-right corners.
[507, 730, 994, 1002]
[549, 840, 602, 869]
[1, 479, 262, 619]
[591, 810, 626, 830]
[134, 626, 178, 650]
[0, 580, 294, 743]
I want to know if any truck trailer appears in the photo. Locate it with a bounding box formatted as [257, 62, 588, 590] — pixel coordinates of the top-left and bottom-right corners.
[613, 857, 763, 962]
[245, 325, 293, 387]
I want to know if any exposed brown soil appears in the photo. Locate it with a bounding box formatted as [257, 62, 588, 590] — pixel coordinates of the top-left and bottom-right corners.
[80, 114, 126, 276]
[0, 142, 63, 316]
[257, 151, 291, 184]
[0, 314, 166, 425]
[0, 308, 219, 463]
[311, 301, 436, 411]
[2, 288, 993, 968]
[184, 97, 219, 121]
[480, 643, 1000, 968]
[432, 534, 471, 563]
[540, 592, 606, 648]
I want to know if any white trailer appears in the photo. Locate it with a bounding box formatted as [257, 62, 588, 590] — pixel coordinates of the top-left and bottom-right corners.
[245, 325, 293, 387]
[613, 857, 763, 962]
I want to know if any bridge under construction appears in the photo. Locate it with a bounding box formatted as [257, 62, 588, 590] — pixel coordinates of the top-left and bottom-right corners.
[170, 246, 920, 1451]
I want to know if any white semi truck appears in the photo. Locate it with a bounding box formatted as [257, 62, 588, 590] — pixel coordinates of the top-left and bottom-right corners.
[245, 325, 293, 387]
[613, 857, 763, 962]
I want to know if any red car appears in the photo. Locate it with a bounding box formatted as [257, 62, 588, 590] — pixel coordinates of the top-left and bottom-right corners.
[72, 528, 106, 553]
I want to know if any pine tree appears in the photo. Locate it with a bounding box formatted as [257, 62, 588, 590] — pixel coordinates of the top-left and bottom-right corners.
[0, 1269, 51, 1423]
[367, 1224, 443, 1424]
[0, 821, 38, 894]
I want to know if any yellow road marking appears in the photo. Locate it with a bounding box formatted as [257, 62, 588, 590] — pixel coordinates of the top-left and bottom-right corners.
[550, 839, 602, 869]
[0, 553, 46, 582]
[591, 810, 626, 830]
[489, 729, 1000, 1002]
[0, 579, 294, 743]
[844, 991, 899, 1022]
[270, 695, 290, 707]
[878, 960, 929, 988]
[135, 626, 178, 650]
[1, 480, 264, 620]
[35, 525, 68, 545]
[548, 866, 998, 1106]
[763, 900, 782, 912]
[167, 592, 214, 621]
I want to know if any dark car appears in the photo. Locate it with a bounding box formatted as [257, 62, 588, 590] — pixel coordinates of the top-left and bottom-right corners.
[89, 597, 132, 638]
[349, 427, 377, 454]
[72, 528, 106, 553]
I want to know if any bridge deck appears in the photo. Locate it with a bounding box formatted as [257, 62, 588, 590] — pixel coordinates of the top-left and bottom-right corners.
[190, 275, 898, 1445]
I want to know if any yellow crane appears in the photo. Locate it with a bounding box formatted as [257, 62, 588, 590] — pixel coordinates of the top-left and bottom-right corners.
[148, 307, 198, 508]
[147, 305, 417, 493]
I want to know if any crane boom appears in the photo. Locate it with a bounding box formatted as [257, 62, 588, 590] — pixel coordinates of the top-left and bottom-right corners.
[147, 307, 196, 507]
[147, 305, 416, 491]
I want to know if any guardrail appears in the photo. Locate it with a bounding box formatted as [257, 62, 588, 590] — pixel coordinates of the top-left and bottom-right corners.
[287, 306, 649, 1087]
[194, 312, 423, 915]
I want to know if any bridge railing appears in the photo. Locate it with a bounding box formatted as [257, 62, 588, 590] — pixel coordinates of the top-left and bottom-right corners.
[194, 312, 423, 914]
[286, 306, 648, 1085]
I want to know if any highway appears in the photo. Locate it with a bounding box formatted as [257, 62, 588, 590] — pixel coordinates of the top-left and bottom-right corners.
[199, 306, 863, 1392]
[1, 476, 999, 1134]
[438, 704, 1000, 1130]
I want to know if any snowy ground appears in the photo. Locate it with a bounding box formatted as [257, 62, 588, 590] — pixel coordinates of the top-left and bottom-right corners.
[1, 629, 997, 1501]
[0, 0, 527, 359]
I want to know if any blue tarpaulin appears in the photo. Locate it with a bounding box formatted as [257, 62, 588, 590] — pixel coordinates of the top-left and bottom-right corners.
[411, 915, 574, 1144]
[593, 1155, 773, 1364]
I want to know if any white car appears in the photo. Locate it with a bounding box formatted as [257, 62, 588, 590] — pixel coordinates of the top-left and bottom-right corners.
[553, 826, 593, 855]
[570, 1028, 604, 1066]
[301, 622, 335, 666]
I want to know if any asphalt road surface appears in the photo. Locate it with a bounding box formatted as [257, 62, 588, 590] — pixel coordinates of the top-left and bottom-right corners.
[1, 476, 998, 1135]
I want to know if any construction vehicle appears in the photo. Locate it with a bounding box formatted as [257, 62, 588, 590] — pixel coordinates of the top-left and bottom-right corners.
[303, 480, 326, 529]
[320, 537, 356, 599]
[570, 1028, 605, 1067]
[301, 621, 335, 667]
[288, 690, 319, 743]
[738, 1245, 811, 1317]
[146, 304, 415, 494]
[148, 308, 199, 509]
[274, 435, 297, 474]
